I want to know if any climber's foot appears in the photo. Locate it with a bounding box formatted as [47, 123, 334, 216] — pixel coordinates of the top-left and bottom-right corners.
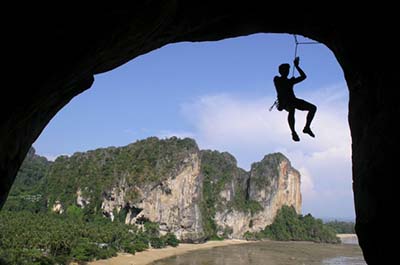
[303, 127, 315, 138]
[292, 132, 300, 142]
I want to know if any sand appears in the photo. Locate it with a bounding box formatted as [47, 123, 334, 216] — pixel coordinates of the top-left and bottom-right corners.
[88, 240, 250, 265]
[337, 233, 359, 244]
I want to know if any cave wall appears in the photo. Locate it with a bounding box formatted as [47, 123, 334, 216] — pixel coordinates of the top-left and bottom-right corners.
[1, 3, 397, 264]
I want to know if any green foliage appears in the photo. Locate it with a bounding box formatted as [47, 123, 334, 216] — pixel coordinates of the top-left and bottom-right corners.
[70, 238, 99, 262]
[142, 221, 179, 248]
[2, 194, 47, 213]
[8, 147, 51, 196]
[144, 221, 160, 237]
[2, 138, 320, 264]
[199, 150, 268, 238]
[0, 248, 55, 265]
[250, 153, 286, 189]
[324, 220, 355, 234]
[1, 139, 195, 263]
[42, 137, 199, 210]
[0, 211, 178, 264]
[245, 206, 340, 244]
[200, 163, 219, 239]
[66, 205, 84, 220]
[200, 150, 245, 239]
[149, 237, 165, 249]
[2, 147, 50, 213]
[162, 233, 180, 247]
[130, 234, 149, 252]
[229, 189, 263, 215]
[115, 207, 129, 223]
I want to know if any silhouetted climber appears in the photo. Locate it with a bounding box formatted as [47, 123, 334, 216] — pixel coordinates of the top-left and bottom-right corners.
[273, 57, 317, 142]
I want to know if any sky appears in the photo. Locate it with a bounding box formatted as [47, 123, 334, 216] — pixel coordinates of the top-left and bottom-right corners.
[33, 33, 354, 220]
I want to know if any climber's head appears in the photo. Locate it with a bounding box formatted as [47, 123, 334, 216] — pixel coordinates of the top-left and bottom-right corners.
[279, 63, 290, 77]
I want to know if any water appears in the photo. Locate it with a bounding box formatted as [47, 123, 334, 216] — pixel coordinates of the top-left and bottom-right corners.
[323, 256, 366, 265]
[152, 241, 366, 265]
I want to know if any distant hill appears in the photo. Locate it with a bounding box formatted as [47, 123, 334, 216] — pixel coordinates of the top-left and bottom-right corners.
[3, 147, 50, 212]
[9, 147, 51, 195]
[4, 137, 302, 241]
[325, 220, 356, 234]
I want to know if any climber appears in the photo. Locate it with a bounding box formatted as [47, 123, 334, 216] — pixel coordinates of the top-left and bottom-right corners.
[273, 57, 317, 142]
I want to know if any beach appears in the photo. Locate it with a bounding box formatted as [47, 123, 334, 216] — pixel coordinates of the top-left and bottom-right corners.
[88, 239, 250, 265]
[88, 235, 365, 265]
[337, 234, 359, 245]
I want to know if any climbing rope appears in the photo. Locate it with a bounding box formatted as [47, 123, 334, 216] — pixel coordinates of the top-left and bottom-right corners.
[291, 34, 320, 77]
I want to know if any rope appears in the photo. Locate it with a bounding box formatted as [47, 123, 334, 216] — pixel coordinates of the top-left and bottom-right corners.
[292, 35, 299, 77]
[291, 34, 320, 77]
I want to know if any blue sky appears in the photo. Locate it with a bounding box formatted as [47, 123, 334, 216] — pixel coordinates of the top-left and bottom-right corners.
[34, 33, 354, 220]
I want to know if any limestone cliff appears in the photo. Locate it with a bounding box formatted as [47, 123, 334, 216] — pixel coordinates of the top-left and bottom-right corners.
[249, 153, 302, 229]
[20, 137, 301, 242]
[100, 152, 205, 242]
[214, 153, 301, 237]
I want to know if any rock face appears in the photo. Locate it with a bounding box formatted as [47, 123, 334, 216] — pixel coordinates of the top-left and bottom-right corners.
[100, 180, 128, 222]
[248, 155, 302, 223]
[100, 152, 205, 242]
[105, 150, 300, 241]
[2, 4, 397, 263]
[214, 153, 301, 238]
[76, 188, 90, 209]
[51, 201, 63, 214]
[127, 153, 204, 241]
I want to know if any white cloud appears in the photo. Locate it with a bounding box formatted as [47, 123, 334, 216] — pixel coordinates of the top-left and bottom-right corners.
[298, 166, 317, 201]
[181, 93, 290, 152]
[176, 84, 354, 218]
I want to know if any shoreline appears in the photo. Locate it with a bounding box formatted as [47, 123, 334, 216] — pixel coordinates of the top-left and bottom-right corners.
[88, 239, 251, 265]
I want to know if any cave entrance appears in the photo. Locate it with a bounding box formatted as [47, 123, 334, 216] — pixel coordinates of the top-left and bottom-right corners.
[3, 33, 362, 263]
[34, 33, 354, 222]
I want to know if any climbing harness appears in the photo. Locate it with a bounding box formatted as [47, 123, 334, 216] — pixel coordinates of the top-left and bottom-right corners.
[269, 34, 320, 111]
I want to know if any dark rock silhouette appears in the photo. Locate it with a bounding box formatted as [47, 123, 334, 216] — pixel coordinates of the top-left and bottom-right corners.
[1, 4, 398, 264]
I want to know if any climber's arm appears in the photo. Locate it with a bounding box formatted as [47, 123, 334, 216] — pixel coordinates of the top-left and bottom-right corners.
[293, 57, 307, 84]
